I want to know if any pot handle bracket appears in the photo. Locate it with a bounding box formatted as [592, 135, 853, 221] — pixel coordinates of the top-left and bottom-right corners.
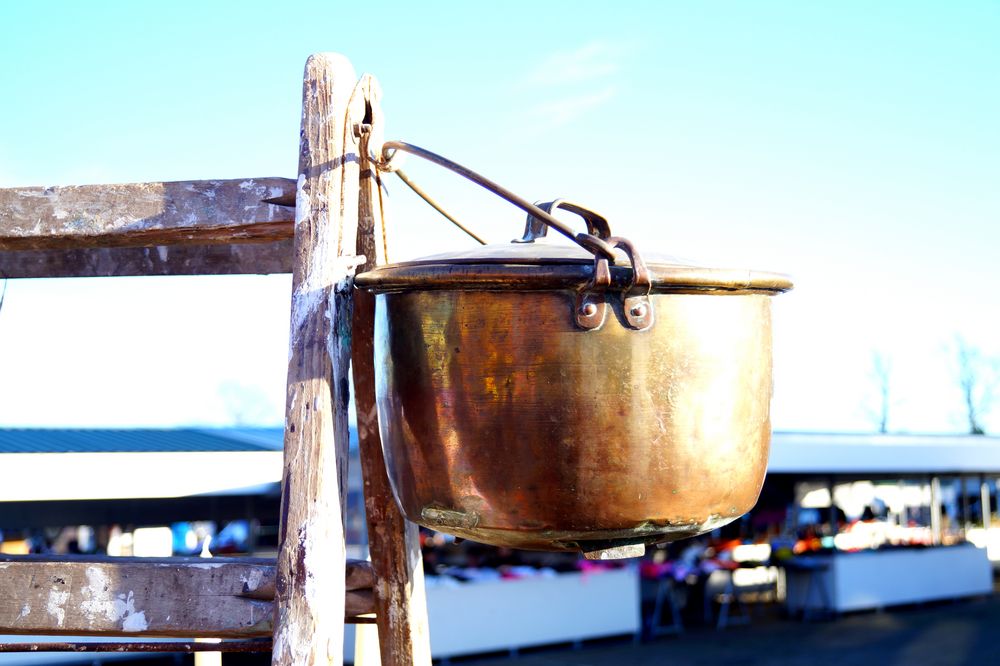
[516, 200, 613, 331]
[575, 257, 611, 330]
[609, 236, 654, 331]
[517, 201, 653, 331]
[575, 236, 653, 332]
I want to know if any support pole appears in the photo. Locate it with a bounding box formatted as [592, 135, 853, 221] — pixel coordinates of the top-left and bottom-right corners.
[352, 74, 432, 666]
[982, 475, 992, 531]
[273, 53, 365, 666]
[961, 475, 971, 537]
[826, 476, 836, 534]
[930, 476, 942, 545]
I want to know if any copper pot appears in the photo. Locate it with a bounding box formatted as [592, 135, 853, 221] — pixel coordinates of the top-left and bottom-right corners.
[356, 143, 792, 559]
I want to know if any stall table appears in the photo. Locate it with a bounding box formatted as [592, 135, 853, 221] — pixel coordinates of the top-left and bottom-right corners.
[346, 567, 640, 660]
[784, 545, 992, 616]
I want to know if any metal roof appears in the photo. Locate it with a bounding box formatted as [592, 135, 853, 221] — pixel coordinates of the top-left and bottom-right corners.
[3, 427, 999, 478]
[769, 431, 1000, 475]
[0, 428, 284, 454]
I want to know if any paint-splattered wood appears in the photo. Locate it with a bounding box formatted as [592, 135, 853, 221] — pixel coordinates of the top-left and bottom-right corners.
[0, 557, 376, 638]
[0, 178, 295, 251]
[352, 75, 432, 666]
[0, 241, 293, 278]
[273, 53, 365, 666]
[0, 556, 272, 638]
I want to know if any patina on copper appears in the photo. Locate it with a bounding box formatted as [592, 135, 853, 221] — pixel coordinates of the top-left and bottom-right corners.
[357, 235, 790, 559]
[357, 142, 791, 559]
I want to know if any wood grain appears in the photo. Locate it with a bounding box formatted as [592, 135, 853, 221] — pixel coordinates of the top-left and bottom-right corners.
[0, 178, 295, 250]
[352, 74, 432, 666]
[0, 557, 376, 638]
[273, 53, 365, 666]
[0, 557, 272, 638]
[0, 241, 292, 278]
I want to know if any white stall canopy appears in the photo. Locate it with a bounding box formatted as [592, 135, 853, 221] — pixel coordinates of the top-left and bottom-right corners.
[769, 432, 1000, 476]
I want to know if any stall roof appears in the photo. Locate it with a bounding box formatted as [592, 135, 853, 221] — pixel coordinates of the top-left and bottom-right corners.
[0, 427, 283, 453]
[0, 428, 284, 502]
[770, 431, 1000, 476]
[4, 428, 1000, 502]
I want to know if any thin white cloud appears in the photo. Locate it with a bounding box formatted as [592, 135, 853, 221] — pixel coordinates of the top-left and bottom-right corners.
[527, 41, 623, 87]
[518, 41, 628, 133]
[530, 85, 619, 127]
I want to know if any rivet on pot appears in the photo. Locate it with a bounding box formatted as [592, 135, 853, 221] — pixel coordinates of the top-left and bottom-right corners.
[629, 303, 648, 318]
[579, 302, 598, 317]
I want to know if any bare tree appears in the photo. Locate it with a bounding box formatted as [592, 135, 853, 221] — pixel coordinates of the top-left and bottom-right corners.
[868, 351, 892, 434]
[955, 336, 998, 435]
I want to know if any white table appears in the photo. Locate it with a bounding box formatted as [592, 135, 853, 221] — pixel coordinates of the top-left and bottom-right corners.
[346, 566, 640, 661]
[784, 545, 992, 615]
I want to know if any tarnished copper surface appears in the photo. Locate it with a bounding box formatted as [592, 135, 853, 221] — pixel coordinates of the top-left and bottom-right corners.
[370, 288, 775, 553]
[354, 248, 794, 295]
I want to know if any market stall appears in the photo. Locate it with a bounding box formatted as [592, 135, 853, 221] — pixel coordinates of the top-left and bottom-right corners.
[765, 432, 1000, 616]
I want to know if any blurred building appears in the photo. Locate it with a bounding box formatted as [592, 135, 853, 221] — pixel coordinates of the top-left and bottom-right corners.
[3, 428, 1000, 662]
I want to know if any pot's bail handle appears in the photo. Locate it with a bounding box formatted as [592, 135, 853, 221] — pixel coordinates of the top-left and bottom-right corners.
[375, 140, 654, 332]
[377, 141, 618, 262]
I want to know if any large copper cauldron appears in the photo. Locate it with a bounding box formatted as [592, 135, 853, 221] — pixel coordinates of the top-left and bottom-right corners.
[355, 143, 792, 559]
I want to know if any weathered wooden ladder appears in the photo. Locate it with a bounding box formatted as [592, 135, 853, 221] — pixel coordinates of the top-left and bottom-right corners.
[0, 53, 431, 665]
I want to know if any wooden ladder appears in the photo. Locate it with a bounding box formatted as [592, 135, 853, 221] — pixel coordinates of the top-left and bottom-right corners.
[0, 52, 431, 666]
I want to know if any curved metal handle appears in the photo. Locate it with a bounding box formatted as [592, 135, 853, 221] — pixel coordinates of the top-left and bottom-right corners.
[375, 139, 657, 331]
[378, 141, 618, 261]
[515, 200, 612, 244]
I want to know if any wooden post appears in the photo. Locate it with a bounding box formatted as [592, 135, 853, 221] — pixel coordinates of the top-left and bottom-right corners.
[0, 555, 373, 637]
[0, 52, 433, 664]
[0, 177, 297, 278]
[352, 75, 432, 666]
[0, 178, 295, 250]
[273, 53, 365, 666]
[0, 557, 274, 638]
[195, 548, 222, 666]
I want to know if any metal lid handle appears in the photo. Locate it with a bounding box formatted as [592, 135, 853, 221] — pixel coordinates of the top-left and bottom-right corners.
[515, 199, 612, 244]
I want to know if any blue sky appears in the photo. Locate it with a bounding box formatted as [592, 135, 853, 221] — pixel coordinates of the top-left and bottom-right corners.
[1, 1, 998, 432]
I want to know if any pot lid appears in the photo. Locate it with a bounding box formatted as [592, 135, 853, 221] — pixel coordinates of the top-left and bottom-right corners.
[354, 145, 792, 295]
[355, 237, 793, 295]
